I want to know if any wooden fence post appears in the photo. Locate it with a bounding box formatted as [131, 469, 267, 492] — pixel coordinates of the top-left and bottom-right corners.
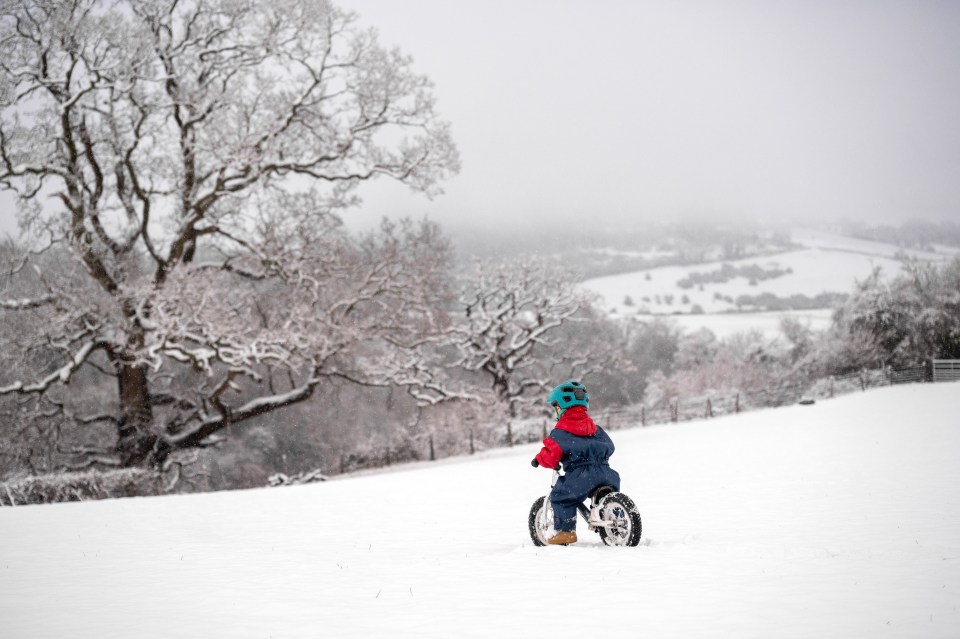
[469, 429, 475, 455]
[641, 406, 646, 427]
[735, 393, 740, 414]
[706, 398, 713, 419]
[429, 435, 435, 462]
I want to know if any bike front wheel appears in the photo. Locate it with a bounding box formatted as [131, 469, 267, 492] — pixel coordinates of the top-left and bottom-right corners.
[528, 496, 552, 546]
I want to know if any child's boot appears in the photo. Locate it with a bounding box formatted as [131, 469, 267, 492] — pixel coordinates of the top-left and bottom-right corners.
[548, 530, 577, 545]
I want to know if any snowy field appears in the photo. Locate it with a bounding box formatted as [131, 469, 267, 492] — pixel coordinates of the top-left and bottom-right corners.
[2, 383, 959, 638]
[582, 227, 959, 330]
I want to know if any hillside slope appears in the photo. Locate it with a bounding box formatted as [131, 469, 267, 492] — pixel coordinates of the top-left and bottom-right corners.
[2, 383, 959, 638]
[581, 227, 960, 337]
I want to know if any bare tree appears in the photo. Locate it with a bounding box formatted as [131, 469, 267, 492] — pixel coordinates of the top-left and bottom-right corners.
[0, 0, 459, 470]
[455, 258, 597, 445]
[545, 307, 637, 405]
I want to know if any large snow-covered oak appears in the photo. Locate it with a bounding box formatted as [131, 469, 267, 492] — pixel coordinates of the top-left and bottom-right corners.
[0, 0, 460, 469]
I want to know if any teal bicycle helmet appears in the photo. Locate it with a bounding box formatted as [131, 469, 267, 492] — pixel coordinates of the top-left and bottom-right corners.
[548, 380, 588, 419]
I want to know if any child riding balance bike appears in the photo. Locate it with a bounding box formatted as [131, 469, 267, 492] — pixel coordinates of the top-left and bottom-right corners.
[529, 380, 641, 547]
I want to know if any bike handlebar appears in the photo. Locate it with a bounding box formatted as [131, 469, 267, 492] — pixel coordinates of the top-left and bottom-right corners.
[531, 458, 563, 472]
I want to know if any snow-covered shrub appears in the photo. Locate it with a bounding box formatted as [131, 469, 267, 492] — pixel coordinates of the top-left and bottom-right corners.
[643, 327, 806, 414]
[0, 469, 161, 506]
[267, 470, 328, 487]
[812, 258, 960, 373]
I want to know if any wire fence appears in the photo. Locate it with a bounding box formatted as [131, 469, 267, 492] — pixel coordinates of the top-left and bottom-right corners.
[594, 363, 942, 432]
[418, 360, 958, 460]
[290, 359, 959, 477]
[5, 361, 955, 501]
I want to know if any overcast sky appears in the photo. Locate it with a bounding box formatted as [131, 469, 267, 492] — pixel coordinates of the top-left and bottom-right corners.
[338, 0, 960, 233]
[1, 0, 957, 239]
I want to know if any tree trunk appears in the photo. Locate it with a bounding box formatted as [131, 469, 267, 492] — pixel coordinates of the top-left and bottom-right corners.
[505, 398, 520, 447]
[115, 361, 160, 467]
[490, 374, 515, 446]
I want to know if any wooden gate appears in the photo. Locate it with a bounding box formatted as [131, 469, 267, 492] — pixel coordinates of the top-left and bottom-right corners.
[932, 359, 960, 382]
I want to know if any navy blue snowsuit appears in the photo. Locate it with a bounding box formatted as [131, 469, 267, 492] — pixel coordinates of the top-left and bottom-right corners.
[535, 406, 621, 532]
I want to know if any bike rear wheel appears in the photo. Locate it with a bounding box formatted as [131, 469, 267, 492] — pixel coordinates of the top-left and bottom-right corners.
[597, 492, 642, 547]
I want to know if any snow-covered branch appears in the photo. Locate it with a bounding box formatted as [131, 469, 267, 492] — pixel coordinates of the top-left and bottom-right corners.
[0, 295, 55, 310]
[0, 340, 99, 395]
[165, 373, 323, 450]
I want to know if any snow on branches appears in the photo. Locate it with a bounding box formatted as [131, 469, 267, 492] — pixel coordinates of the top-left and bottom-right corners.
[455, 258, 588, 428]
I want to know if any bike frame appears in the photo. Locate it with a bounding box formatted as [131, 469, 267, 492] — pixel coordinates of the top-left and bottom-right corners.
[547, 468, 620, 532]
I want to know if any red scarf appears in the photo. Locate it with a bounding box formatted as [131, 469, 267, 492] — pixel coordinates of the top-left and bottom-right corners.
[555, 405, 597, 437]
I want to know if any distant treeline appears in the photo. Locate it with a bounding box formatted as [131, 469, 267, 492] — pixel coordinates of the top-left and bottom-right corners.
[449, 221, 796, 280]
[734, 291, 848, 311]
[677, 262, 792, 289]
[843, 220, 960, 250]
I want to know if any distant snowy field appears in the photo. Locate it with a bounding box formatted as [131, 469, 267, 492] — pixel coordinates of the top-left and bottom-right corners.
[2, 383, 959, 638]
[582, 228, 959, 336]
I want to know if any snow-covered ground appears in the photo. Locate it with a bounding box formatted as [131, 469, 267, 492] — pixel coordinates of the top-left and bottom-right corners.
[2, 383, 959, 638]
[582, 227, 959, 332]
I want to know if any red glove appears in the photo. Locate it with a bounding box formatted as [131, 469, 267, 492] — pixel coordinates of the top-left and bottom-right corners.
[534, 437, 563, 470]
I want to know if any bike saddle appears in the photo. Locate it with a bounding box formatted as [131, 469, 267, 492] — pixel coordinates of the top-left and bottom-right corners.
[589, 485, 614, 503]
